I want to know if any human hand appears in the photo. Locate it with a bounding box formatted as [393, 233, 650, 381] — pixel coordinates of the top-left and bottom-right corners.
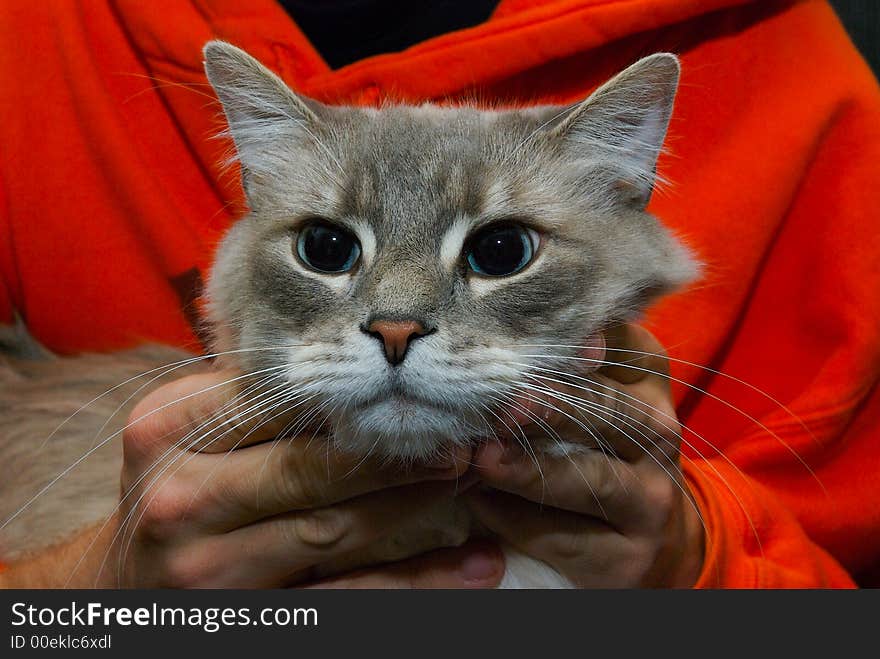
[466, 324, 704, 588]
[110, 370, 502, 588]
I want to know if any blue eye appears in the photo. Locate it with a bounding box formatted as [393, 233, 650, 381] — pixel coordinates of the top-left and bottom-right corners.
[296, 221, 361, 273]
[466, 224, 537, 277]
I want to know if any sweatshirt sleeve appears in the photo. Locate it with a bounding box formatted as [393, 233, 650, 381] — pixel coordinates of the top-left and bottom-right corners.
[684, 461, 858, 588]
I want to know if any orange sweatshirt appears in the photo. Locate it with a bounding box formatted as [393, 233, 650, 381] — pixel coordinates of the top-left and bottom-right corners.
[1, 0, 878, 587]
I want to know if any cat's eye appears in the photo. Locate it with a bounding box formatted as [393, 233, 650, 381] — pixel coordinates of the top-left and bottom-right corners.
[466, 224, 538, 277]
[296, 221, 361, 274]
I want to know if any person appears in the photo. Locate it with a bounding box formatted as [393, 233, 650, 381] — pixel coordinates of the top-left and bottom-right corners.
[1, 0, 878, 588]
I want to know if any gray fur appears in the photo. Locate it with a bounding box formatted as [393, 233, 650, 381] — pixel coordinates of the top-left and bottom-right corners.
[204, 41, 697, 461]
[0, 341, 199, 559]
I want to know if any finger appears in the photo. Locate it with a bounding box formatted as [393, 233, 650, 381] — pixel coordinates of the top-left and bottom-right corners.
[464, 488, 628, 587]
[185, 440, 473, 529]
[212, 479, 471, 587]
[601, 324, 670, 384]
[567, 371, 682, 463]
[472, 440, 651, 529]
[125, 370, 321, 459]
[507, 372, 677, 463]
[303, 540, 505, 589]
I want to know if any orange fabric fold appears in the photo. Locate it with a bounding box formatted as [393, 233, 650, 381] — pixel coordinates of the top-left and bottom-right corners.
[1, 0, 878, 586]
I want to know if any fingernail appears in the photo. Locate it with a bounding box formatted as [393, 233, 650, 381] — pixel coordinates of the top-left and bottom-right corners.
[460, 549, 501, 583]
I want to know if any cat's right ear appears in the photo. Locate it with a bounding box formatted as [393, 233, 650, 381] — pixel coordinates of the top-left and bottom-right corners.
[203, 40, 322, 202]
[548, 53, 680, 209]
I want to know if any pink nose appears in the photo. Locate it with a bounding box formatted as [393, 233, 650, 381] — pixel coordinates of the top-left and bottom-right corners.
[365, 319, 429, 365]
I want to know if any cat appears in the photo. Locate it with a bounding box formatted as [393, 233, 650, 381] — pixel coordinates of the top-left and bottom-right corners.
[0, 41, 697, 588]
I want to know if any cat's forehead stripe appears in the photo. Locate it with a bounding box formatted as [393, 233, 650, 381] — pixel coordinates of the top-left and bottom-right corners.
[483, 178, 515, 217]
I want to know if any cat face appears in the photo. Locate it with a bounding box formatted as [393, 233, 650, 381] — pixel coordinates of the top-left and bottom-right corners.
[202, 42, 697, 461]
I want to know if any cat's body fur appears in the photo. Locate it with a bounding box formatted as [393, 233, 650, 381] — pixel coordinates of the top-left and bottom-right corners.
[0, 337, 198, 560]
[0, 43, 696, 587]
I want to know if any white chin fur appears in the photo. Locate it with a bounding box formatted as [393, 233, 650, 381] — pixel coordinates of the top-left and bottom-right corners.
[332, 398, 479, 461]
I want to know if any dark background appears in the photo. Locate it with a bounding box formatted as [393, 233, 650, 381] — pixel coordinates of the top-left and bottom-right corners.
[831, 0, 879, 75]
[280, 1, 879, 74]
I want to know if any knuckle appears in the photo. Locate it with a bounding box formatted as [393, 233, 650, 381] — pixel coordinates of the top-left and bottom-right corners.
[649, 477, 678, 512]
[123, 396, 168, 462]
[280, 445, 328, 508]
[657, 417, 682, 448]
[549, 531, 591, 564]
[508, 461, 547, 496]
[136, 484, 189, 541]
[124, 374, 218, 459]
[166, 372, 244, 454]
[186, 396, 238, 453]
[291, 509, 351, 550]
[581, 458, 615, 503]
[645, 415, 681, 462]
[643, 477, 681, 533]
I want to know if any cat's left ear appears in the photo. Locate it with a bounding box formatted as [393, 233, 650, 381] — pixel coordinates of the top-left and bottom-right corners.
[550, 53, 680, 208]
[203, 40, 324, 201]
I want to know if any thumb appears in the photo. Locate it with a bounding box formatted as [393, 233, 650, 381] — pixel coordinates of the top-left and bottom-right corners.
[303, 540, 505, 589]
